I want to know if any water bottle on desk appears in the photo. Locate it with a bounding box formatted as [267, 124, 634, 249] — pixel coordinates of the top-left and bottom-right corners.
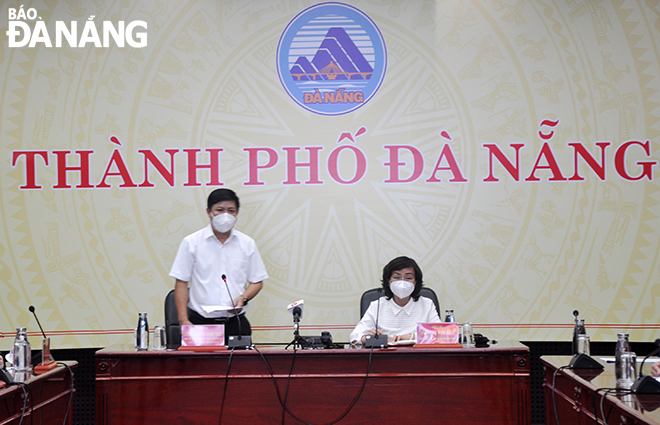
[135, 312, 149, 351]
[572, 318, 586, 355]
[444, 309, 455, 323]
[615, 333, 631, 382]
[11, 328, 31, 371]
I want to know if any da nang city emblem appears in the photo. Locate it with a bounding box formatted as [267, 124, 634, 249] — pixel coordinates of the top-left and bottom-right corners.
[277, 2, 387, 116]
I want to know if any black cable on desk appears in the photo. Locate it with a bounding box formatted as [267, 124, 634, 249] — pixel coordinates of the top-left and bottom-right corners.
[594, 387, 632, 425]
[326, 348, 373, 424]
[13, 381, 31, 425]
[217, 347, 235, 425]
[591, 387, 613, 424]
[551, 365, 570, 425]
[253, 346, 374, 425]
[56, 362, 75, 425]
[16, 382, 28, 425]
[253, 346, 313, 425]
[25, 381, 33, 425]
[280, 346, 298, 425]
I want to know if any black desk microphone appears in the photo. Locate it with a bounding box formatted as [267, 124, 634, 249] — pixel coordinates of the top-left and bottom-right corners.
[364, 288, 388, 348]
[631, 339, 660, 394]
[222, 274, 251, 349]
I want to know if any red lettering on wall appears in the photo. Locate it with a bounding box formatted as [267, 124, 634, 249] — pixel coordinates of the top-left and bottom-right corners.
[383, 145, 424, 183]
[615, 140, 656, 181]
[426, 144, 468, 183]
[244, 147, 278, 186]
[96, 149, 137, 188]
[183, 148, 223, 187]
[11, 150, 48, 189]
[525, 143, 567, 181]
[139, 149, 178, 187]
[328, 145, 367, 184]
[283, 146, 323, 185]
[53, 150, 94, 189]
[568, 142, 609, 181]
[483, 144, 523, 182]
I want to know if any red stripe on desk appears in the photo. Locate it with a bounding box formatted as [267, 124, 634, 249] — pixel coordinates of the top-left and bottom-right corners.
[2, 323, 658, 339]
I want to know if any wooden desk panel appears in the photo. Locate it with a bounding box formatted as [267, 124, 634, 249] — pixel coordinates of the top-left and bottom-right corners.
[542, 355, 660, 425]
[97, 343, 529, 425]
[0, 362, 76, 425]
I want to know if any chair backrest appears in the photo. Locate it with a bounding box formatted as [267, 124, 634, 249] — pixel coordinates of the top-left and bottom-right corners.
[359, 287, 441, 318]
[164, 289, 181, 349]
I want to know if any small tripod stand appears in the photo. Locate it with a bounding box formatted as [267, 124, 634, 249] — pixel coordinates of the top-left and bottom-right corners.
[285, 313, 307, 350]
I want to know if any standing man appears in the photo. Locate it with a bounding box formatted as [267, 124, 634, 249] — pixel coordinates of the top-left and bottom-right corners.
[169, 189, 268, 343]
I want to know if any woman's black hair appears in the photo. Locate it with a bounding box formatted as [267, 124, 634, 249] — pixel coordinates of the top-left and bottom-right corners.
[207, 188, 240, 212]
[380, 256, 423, 301]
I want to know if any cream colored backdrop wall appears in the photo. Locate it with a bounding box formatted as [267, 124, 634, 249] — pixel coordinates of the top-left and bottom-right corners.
[1, 0, 659, 349]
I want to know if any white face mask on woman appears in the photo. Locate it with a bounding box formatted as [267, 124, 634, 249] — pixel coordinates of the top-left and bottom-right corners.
[390, 280, 415, 299]
[211, 213, 236, 233]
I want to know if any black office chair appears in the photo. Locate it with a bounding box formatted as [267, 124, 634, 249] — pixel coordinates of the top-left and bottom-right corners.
[359, 287, 440, 318]
[164, 289, 181, 349]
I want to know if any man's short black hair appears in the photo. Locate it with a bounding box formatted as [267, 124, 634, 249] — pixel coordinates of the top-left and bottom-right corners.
[381, 256, 424, 301]
[207, 188, 240, 212]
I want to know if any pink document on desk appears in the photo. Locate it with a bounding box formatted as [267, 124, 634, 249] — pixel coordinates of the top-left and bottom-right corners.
[416, 323, 459, 345]
[180, 325, 225, 348]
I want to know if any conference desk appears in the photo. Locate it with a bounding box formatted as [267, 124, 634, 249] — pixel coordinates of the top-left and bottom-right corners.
[542, 355, 660, 425]
[96, 342, 529, 424]
[0, 361, 76, 425]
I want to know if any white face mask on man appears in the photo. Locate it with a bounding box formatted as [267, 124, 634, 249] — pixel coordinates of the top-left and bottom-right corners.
[211, 213, 236, 233]
[390, 280, 415, 299]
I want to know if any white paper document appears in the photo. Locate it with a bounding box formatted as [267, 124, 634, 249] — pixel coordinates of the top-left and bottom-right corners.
[388, 339, 416, 346]
[201, 305, 245, 314]
[599, 357, 660, 363]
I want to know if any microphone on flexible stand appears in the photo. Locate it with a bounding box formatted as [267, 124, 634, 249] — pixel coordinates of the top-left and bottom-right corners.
[364, 288, 388, 348]
[631, 339, 660, 394]
[221, 274, 251, 349]
[567, 310, 600, 369]
[29, 306, 47, 339]
[29, 305, 55, 365]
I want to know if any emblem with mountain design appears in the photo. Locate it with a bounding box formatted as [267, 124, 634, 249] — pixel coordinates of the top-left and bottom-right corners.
[277, 3, 387, 115]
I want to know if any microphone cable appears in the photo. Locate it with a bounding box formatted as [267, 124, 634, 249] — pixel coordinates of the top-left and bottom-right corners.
[15, 382, 29, 425]
[253, 346, 313, 425]
[325, 347, 374, 424]
[253, 346, 374, 425]
[280, 346, 298, 424]
[551, 365, 570, 425]
[12, 380, 33, 425]
[593, 386, 632, 425]
[553, 360, 619, 425]
[217, 347, 235, 425]
[56, 362, 75, 425]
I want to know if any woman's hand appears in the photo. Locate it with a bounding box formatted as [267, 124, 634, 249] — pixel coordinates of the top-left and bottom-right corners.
[651, 361, 660, 377]
[388, 333, 415, 343]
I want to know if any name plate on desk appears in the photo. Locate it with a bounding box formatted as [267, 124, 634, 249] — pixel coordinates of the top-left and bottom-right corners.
[416, 323, 461, 346]
[179, 325, 226, 351]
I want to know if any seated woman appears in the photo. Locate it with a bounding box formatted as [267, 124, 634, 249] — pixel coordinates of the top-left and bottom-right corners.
[350, 256, 441, 346]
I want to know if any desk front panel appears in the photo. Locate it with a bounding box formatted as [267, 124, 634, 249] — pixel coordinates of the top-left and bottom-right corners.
[97, 343, 529, 425]
[0, 362, 76, 425]
[542, 355, 660, 425]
